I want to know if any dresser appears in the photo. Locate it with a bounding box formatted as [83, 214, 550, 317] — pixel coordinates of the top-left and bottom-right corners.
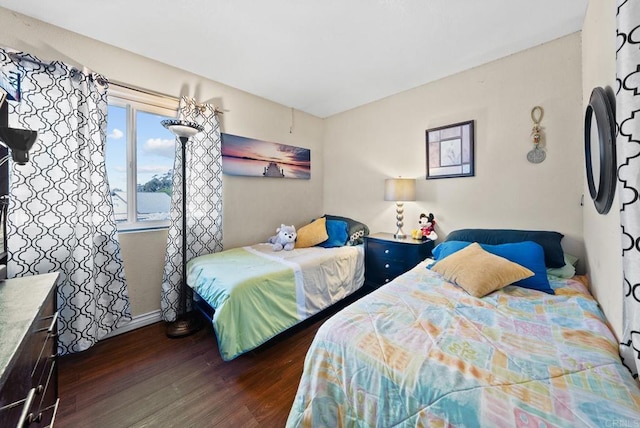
[0, 272, 60, 427]
[364, 233, 434, 289]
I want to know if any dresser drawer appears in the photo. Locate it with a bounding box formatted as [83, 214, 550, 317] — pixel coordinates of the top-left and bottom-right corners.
[0, 273, 59, 428]
[0, 312, 58, 427]
[0, 360, 34, 425]
[30, 311, 58, 427]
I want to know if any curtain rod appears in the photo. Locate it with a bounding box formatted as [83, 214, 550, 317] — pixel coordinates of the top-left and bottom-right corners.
[9, 52, 109, 85]
[9, 51, 93, 75]
[9, 51, 59, 70]
[6, 53, 224, 115]
[109, 81, 224, 115]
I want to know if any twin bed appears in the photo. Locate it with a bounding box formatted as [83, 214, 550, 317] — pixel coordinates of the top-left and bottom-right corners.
[188, 243, 364, 361]
[186, 215, 367, 361]
[184, 221, 640, 426]
[286, 229, 640, 427]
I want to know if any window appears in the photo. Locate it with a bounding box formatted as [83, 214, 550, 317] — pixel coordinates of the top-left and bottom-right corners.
[105, 86, 179, 230]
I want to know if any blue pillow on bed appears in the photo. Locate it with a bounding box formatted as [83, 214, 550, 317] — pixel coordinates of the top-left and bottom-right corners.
[432, 240, 554, 294]
[445, 229, 565, 268]
[317, 220, 349, 248]
[323, 214, 369, 245]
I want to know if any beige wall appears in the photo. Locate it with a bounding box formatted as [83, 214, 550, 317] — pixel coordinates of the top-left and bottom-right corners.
[0, 8, 325, 316]
[324, 34, 585, 264]
[581, 0, 621, 337]
[1, 6, 623, 336]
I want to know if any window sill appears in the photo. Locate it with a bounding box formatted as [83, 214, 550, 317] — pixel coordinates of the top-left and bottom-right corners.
[116, 225, 169, 234]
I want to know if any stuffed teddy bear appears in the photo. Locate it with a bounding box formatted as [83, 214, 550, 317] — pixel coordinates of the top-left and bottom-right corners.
[418, 213, 438, 241]
[267, 224, 297, 251]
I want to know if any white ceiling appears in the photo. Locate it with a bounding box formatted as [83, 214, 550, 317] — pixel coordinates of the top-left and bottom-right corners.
[0, 0, 588, 118]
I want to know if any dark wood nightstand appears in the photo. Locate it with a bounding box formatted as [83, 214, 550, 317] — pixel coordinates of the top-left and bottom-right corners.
[364, 232, 434, 289]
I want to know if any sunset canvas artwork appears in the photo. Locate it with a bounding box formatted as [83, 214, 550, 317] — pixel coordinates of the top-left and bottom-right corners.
[221, 133, 311, 179]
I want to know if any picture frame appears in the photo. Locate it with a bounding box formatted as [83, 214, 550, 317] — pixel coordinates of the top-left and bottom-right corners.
[425, 120, 474, 179]
[221, 133, 311, 179]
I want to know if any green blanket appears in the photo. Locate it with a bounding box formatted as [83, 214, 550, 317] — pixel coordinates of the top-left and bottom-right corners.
[187, 247, 300, 361]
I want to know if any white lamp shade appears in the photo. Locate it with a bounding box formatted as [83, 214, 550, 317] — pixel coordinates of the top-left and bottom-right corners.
[161, 119, 203, 139]
[384, 178, 416, 201]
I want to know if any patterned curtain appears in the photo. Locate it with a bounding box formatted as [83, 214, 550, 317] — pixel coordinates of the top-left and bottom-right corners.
[617, 0, 640, 380]
[0, 48, 131, 355]
[161, 97, 223, 321]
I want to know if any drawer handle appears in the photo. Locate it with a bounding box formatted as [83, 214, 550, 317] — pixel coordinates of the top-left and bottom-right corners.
[17, 388, 36, 427]
[47, 312, 59, 334]
[384, 264, 390, 269]
[35, 312, 58, 334]
[384, 249, 390, 254]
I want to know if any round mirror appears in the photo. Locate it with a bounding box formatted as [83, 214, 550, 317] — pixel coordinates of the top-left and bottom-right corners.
[584, 87, 616, 214]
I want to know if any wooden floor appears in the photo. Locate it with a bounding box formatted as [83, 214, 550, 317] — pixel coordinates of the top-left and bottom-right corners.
[56, 311, 334, 427]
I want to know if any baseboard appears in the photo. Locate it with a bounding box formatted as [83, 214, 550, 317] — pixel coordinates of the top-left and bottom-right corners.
[102, 309, 162, 340]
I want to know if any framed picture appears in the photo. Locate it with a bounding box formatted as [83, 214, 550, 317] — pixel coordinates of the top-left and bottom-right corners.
[221, 133, 311, 179]
[425, 120, 474, 179]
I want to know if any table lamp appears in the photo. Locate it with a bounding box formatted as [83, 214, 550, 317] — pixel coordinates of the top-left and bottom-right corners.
[384, 178, 416, 239]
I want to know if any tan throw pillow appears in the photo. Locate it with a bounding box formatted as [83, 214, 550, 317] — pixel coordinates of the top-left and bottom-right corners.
[431, 242, 534, 298]
[295, 217, 328, 248]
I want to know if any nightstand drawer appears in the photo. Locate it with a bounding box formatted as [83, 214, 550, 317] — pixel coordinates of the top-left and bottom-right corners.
[365, 239, 408, 262]
[365, 262, 407, 285]
[364, 233, 434, 289]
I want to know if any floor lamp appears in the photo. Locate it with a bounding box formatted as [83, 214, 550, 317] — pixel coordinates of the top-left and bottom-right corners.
[161, 119, 204, 338]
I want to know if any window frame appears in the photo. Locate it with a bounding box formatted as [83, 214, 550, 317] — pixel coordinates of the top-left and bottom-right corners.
[107, 85, 179, 232]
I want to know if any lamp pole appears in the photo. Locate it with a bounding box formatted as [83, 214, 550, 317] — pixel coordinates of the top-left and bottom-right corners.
[180, 134, 188, 321]
[161, 119, 203, 338]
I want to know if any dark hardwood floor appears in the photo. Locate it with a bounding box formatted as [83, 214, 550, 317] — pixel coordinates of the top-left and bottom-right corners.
[56, 310, 335, 427]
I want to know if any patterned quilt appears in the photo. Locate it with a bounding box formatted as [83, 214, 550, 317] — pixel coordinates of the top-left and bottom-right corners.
[287, 262, 640, 427]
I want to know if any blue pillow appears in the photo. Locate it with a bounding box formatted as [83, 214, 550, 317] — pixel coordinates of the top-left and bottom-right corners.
[445, 229, 565, 268]
[317, 220, 349, 248]
[433, 240, 472, 260]
[432, 240, 553, 294]
[323, 214, 369, 245]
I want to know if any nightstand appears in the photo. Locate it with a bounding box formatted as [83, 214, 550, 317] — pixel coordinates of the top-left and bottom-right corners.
[364, 232, 434, 289]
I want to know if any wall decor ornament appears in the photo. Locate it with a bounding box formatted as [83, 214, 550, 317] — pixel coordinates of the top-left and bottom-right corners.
[425, 120, 474, 179]
[527, 106, 546, 164]
[221, 133, 310, 179]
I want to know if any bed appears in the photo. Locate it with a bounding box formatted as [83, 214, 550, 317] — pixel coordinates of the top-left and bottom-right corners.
[186, 215, 367, 361]
[286, 230, 640, 427]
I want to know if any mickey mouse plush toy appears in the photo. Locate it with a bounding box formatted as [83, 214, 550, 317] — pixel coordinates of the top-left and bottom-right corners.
[418, 213, 438, 241]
